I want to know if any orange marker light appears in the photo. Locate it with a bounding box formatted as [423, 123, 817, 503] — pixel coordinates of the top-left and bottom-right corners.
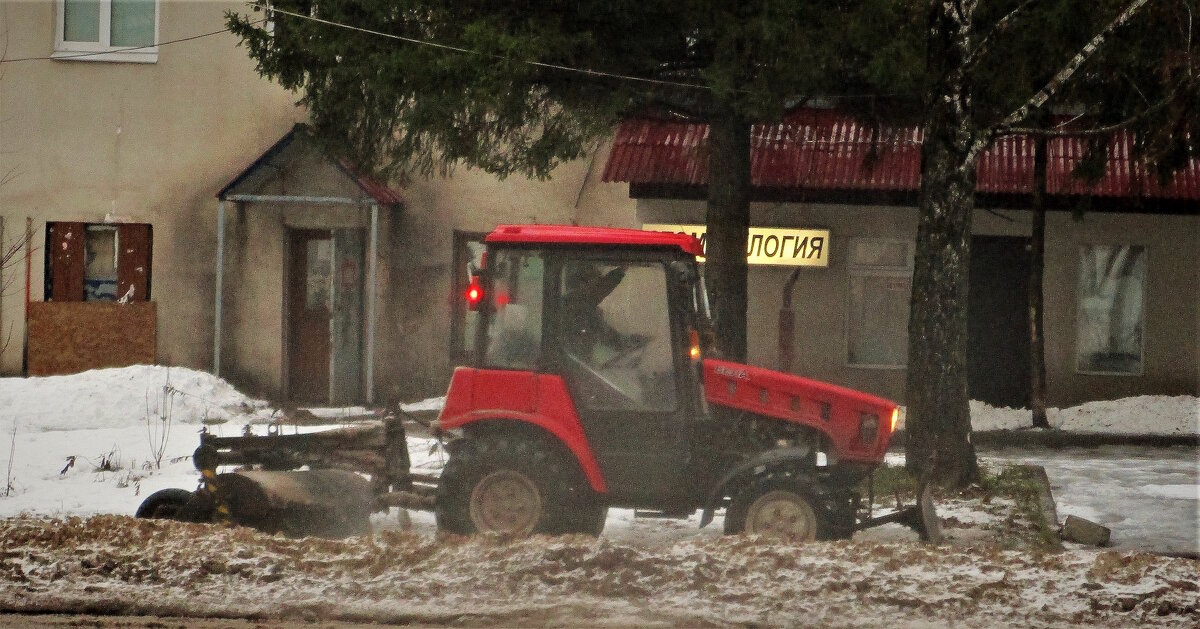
[688, 328, 702, 360]
[890, 407, 900, 433]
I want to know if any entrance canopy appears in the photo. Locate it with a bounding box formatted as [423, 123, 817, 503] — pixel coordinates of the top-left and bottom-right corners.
[215, 125, 402, 404]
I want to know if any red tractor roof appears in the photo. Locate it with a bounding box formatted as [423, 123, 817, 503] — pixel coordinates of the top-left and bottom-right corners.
[486, 224, 704, 257]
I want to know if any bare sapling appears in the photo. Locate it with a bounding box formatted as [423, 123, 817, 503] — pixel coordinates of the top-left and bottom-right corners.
[4, 422, 15, 497]
[145, 374, 176, 469]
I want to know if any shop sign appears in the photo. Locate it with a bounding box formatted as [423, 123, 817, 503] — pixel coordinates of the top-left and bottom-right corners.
[643, 224, 830, 267]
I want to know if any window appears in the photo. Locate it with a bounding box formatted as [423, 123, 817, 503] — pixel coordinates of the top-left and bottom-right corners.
[1077, 245, 1146, 375]
[847, 238, 912, 368]
[46, 222, 152, 302]
[55, 0, 159, 63]
[482, 249, 545, 371]
[557, 260, 677, 412]
[449, 232, 487, 362]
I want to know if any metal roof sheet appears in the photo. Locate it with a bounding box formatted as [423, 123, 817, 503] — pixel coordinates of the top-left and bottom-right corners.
[602, 109, 1200, 201]
[486, 224, 705, 256]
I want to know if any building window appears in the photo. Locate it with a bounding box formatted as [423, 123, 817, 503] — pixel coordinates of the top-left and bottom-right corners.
[847, 238, 912, 368]
[1077, 244, 1146, 375]
[450, 232, 487, 363]
[55, 0, 159, 63]
[46, 222, 152, 302]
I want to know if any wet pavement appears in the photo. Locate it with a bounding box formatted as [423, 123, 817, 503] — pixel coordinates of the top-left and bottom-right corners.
[982, 446, 1199, 554]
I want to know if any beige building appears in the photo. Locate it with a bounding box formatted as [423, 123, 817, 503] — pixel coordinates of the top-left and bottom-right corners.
[0, 1, 635, 404]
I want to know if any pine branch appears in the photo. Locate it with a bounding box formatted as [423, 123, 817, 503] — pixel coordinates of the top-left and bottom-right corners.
[968, 0, 1153, 165]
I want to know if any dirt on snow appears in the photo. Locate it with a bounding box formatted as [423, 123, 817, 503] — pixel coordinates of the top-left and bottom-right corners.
[0, 515, 1196, 628]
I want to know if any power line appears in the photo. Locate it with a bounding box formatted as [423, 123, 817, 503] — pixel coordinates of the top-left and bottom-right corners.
[0, 20, 265, 64]
[265, 6, 712, 92]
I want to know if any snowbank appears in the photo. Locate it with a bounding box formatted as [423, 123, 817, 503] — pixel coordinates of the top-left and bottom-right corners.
[0, 365, 278, 432]
[970, 395, 1200, 435]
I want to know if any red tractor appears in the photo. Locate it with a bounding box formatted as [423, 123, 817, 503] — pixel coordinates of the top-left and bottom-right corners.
[432, 224, 898, 540]
[141, 224, 914, 541]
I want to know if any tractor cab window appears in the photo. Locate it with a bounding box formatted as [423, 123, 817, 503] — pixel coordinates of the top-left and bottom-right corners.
[482, 250, 545, 370]
[558, 260, 677, 412]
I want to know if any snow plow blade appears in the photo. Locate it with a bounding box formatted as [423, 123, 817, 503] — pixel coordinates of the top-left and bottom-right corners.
[213, 469, 372, 538]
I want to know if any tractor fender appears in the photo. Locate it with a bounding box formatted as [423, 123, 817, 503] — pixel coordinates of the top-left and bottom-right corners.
[440, 410, 608, 494]
[699, 447, 818, 528]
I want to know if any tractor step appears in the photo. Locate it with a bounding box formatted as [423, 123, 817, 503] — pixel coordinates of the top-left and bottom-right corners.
[634, 509, 692, 520]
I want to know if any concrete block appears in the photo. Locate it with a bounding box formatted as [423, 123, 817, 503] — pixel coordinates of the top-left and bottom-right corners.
[1062, 514, 1111, 547]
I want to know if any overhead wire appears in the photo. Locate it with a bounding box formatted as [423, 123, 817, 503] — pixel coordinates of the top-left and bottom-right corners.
[264, 6, 713, 91]
[0, 20, 266, 64]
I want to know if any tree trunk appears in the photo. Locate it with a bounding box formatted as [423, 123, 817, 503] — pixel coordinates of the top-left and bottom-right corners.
[705, 107, 751, 362]
[904, 3, 979, 488]
[1030, 133, 1050, 429]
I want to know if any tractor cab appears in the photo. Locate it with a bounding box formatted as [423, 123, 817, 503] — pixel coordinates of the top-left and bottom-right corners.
[455, 225, 713, 506]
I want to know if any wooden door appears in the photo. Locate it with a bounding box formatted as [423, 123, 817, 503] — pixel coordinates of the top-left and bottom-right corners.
[287, 229, 333, 404]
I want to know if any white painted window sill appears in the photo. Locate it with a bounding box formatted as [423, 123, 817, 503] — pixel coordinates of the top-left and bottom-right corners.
[51, 49, 158, 64]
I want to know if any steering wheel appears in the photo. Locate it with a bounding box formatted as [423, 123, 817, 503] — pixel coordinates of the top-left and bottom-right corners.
[600, 334, 651, 369]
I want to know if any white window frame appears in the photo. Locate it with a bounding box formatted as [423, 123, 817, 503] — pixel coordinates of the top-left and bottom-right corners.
[1075, 243, 1148, 377]
[54, 0, 160, 63]
[845, 237, 914, 370]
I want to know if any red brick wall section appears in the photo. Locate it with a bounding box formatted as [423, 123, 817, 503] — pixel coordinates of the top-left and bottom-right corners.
[26, 302, 156, 376]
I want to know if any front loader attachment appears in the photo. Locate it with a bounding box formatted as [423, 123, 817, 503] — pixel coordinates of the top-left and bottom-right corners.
[213, 469, 373, 538]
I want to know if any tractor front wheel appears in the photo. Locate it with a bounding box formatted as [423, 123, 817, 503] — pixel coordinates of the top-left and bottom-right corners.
[724, 476, 828, 542]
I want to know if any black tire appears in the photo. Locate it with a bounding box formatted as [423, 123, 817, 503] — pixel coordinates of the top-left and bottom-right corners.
[135, 488, 194, 520]
[724, 474, 829, 541]
[436, 433, 598, 536]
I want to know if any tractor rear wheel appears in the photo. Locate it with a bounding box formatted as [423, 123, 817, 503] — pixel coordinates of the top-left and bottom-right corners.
[437, 433, 596, 536]
[724, 476, 828, 542]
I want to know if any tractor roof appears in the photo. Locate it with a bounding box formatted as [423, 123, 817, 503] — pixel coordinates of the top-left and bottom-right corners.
[486, 224, 704, 257]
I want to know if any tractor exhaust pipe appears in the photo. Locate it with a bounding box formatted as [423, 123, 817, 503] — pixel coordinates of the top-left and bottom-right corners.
[778, 267, 804, 372]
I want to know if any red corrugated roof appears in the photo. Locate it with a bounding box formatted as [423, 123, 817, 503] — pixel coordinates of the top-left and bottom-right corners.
[603, 108, 1200, 200]
[486, 224, 705, 256]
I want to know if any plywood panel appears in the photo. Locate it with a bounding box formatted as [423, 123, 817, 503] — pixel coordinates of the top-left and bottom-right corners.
[26, 302, 156, 376]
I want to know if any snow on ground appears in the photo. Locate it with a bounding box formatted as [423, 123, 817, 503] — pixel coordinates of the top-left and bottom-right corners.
[0, 365, 279, 431]
[0, 366, 1197, 626]
[0, 515, 1196, 628]
[967, 395, 1200, 434]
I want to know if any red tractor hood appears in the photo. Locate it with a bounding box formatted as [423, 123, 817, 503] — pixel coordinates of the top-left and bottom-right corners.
[702, 359, 898, 463]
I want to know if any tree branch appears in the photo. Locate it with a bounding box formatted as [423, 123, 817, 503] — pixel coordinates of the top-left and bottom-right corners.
[963, 0, 1040, 70]
[995, 97, 1170, 138]
[968, 0, 1152, 166]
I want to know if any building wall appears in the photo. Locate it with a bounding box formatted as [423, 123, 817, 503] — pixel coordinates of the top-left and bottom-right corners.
[0, 1, 303, 375]
[1042, 212, 1198, 405]
[637, 198, 1198, 407]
